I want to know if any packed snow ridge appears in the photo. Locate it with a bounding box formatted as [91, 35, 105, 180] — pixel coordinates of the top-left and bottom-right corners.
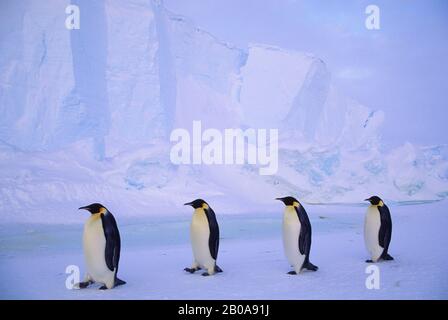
[0, 0, 447, 223]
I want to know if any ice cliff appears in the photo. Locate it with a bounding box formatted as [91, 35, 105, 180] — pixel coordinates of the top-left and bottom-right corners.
[0, 0, 446, 223]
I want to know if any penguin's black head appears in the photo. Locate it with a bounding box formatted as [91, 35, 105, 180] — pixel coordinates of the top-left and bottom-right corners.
[276, 196, 299, 206]
[364, 196, 383, 206]
[184, 199, 208, 209]
[78, 203, 106, 214]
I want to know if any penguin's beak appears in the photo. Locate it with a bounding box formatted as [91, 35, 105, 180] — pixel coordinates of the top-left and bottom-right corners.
[364, 199, 370, 202]
[78, 206, 89, 211]
[184, 202, 192, 207]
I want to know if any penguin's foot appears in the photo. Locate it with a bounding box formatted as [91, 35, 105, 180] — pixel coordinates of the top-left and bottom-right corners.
[382, 253, 394, 261]
[201, 272, 211, 277]
[365, 259, 374, 263]
[303, 262, 318, 271]
[184, 267, 201, 273]
[215, 265, 223, 273]
[99, 285, 108, 290]
[115, 278, 126, 287]
[287, 271, 297, 275]
[77, 280, 93, 289]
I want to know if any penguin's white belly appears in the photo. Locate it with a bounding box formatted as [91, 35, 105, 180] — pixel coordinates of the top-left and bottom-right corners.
[83, 215, 115, 287]
[190, 209, 215, 269]
[283, 207, 305, 271]
[364, 206, 383, 262]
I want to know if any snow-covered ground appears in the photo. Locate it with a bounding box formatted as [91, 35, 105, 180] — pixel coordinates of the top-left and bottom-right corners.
[1, 200, 447, 299]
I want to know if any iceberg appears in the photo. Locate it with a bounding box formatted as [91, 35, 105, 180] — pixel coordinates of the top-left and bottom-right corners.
[0, 0, 446, 223]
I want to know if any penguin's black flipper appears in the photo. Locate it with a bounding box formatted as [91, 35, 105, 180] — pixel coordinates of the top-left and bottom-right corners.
[100, 212, 121, 272]
[378, 205, 392, 252]
[204, 207, 220, 261]
[296, 206, 312, 256]
[298, 228, 307, 255]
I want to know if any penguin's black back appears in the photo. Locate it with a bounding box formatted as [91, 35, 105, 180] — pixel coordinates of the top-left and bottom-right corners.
[378, 204, 392, 251]
[295, 205, 312, 256]
[100, 211, 121, 274]
[204, 206, 220, 260]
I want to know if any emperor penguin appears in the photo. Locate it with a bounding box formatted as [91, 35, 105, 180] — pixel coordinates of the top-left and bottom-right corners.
[364, 196, 394, 263]
[184, 199, 223, 276]
[77, 203, 126, 289]
[276, 196, 318, 275]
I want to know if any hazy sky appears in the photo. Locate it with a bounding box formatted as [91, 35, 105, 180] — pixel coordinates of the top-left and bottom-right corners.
[165, 0, 448, 147]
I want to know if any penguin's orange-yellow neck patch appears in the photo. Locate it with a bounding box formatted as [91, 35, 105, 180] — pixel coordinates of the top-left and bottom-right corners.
[91, 207, 107, 221]
[292, 201, 300, 207]
[90, 213, 102, 221]
[370, 200, 384, 207]
[202, 203, 209, 210]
